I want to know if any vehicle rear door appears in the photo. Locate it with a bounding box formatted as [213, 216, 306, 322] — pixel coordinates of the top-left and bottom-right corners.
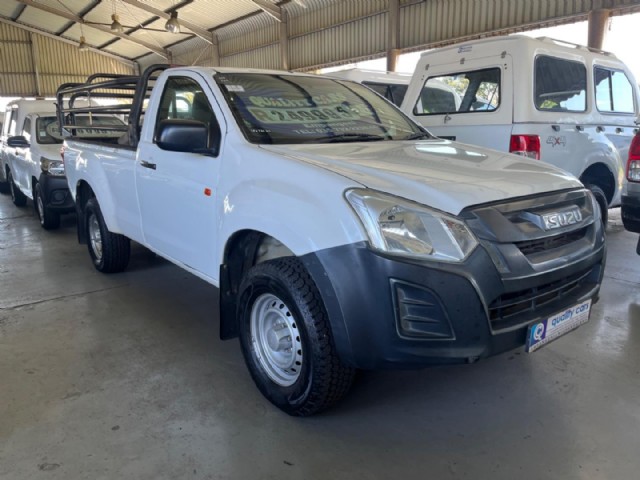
[405, 56, 514, 152]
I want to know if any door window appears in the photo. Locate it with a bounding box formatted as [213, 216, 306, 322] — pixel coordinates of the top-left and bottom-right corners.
[413, 68, 500, 115]
[594, 67, 635, 114]
[156, 76, 220, 150]
[21, 117, 31, 142]
[534, 55, 587, 112]
[6, 109, 17, 136]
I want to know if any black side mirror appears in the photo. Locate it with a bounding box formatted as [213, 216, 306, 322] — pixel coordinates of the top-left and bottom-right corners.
[156, 119, 218, 156]
[7, 135, 30, 148]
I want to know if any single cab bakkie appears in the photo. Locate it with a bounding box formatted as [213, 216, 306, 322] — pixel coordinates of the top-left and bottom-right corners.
[58, 65, 605, 415]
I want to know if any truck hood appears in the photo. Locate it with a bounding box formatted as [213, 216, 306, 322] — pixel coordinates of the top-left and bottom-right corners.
[259, 140, 582, 215]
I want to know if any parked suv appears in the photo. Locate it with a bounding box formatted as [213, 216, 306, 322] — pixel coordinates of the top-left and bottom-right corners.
[622, 130, 640, 252]
[401, 35, 640, 224]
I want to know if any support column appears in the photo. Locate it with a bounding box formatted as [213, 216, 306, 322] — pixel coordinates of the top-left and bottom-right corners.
[387, 0, 400, 71]
[211, 33, 220, 66]
[29, 33, 42, 97]
[588, 9, 610, 50]
[280, 9, 289, 70]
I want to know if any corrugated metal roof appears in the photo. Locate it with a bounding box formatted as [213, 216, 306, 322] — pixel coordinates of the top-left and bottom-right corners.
[0, 0, 639, 94]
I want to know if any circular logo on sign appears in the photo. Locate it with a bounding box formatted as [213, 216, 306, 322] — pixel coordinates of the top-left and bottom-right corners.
[533, 323, 545, 341]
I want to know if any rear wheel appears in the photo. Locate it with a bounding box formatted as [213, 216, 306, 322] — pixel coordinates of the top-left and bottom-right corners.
[237, 257, 355, 416]
[34, 183, 60, 230]
[8, 170, 26, 207]
[85, 198, 130, 273]
[585, 184, 608, 227]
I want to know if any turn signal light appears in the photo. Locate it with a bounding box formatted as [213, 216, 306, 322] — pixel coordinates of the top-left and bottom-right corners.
[509, 134, 540, 160]
[627, 134, 640, 182]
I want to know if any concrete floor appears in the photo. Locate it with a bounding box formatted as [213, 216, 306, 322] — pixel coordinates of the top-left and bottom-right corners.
[0, 193, 639, 480]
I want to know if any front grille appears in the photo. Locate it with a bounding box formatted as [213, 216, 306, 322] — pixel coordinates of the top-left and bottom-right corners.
[489, 267, 595, 331]
[515, 227, 588, 256]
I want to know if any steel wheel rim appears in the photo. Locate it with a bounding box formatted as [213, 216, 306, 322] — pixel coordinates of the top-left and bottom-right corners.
[36, 192, 45, 225]
[250, 293, 303, 387]
[88, 213, 103, 261]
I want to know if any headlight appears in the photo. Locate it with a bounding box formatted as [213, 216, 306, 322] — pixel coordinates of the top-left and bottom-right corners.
[40, 157, 65, 176]
[345, 189, 478, 262]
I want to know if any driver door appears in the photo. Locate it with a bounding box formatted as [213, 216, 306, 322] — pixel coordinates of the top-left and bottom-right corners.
[136, 73, 224, 280]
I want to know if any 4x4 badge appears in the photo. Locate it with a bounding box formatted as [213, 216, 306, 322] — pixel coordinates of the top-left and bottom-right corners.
[546, 136, 566, 147]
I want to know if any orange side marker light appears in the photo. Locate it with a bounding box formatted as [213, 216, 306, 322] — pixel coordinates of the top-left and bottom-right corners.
[204, 188, 212, 197]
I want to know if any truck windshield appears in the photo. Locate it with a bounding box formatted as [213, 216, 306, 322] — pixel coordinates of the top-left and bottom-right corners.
[214, 73, 428, 144]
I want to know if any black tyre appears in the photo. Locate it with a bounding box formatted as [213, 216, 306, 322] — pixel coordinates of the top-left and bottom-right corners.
[34, 183, 60, 230]
[0, 177, 8, 194]
[8, 170, 27, 207]
[237, 257, 355, 416]
[585, 184, 608, 227]
[85, 198, 130, 273]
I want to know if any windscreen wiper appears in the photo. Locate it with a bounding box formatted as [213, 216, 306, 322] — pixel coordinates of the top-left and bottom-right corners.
[312, 133, 386, 143]
[405, 131, 433, 140]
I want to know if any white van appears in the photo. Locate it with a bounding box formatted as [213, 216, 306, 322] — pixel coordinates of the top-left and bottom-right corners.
[401, 35, 640, 224]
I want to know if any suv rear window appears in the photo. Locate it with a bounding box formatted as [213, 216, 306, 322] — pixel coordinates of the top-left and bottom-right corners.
[413, 68, 500, 115]
[534, 55, 587, 112]
[594, 67, 635, 114]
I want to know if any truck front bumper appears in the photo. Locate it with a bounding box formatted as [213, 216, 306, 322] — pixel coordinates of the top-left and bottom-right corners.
[302, 241, 605, 370]
[621, 193, 640, 233]
[39, 173, 74, 213]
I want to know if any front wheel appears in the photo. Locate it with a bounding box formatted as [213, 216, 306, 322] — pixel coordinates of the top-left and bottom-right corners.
[34, 183, 60, 230]
[85, 198, 130, 273]
[237, 257, 355, 416]
[585, 184, 608, 227]
[8, 170, 26, 207]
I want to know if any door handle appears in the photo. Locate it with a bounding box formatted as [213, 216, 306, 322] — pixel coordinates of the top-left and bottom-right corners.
[140, 160, 156, 170]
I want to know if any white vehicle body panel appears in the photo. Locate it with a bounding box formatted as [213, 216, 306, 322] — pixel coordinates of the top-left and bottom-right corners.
[401, 35, 640, 207]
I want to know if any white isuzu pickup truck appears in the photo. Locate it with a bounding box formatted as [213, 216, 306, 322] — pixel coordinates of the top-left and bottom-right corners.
[57, 65, 605, 416]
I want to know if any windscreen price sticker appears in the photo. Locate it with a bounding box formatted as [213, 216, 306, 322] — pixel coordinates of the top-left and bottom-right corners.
[247, 104, 366, 125]
[246, 94, 368, 125]
[525, 299, 591, 353]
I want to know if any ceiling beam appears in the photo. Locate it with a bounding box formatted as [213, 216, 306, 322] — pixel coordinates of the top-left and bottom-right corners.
[0, 16, 136, 68]
[117, 0, 216, 44]
[251, 0, 282, 22]
[15, 0, 168, 58]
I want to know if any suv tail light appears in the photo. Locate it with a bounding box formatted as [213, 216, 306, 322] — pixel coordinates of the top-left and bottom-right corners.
[627, 134, 640, 182]
[509, 135, 541, 160]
